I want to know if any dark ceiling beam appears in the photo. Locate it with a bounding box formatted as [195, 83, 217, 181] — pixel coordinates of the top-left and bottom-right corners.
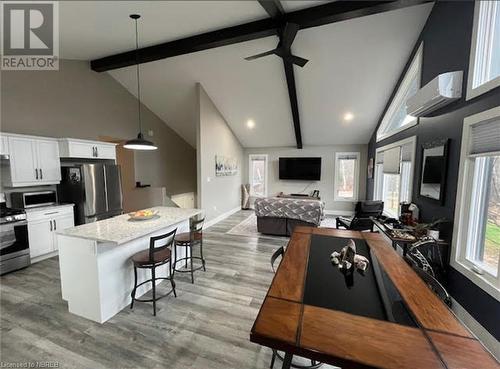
[283, 60, 302, 149]
[286, 0, 429, 29]
[91, 19, 277, 72]
[257, 0, 303, 149]
[257, 0, 284, 21]
[90, 0, 431, 72]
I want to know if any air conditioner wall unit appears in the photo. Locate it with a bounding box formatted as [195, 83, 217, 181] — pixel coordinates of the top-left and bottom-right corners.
[406, 71, 463, 117]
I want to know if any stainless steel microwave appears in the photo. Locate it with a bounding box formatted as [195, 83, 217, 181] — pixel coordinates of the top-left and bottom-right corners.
[10, 191, 57, 209]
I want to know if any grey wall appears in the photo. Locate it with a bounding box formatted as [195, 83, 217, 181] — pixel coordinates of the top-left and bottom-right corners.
[197, 83, 243, 221]
[365, 1, 500, 341]
[0, 60, 196, 196]
[243, 145, 367, 213]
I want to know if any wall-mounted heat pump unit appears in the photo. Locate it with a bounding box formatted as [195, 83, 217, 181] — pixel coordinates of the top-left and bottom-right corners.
[406, 71, 463, 117]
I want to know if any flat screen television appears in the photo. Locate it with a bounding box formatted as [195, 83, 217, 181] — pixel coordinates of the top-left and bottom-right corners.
[279, 157, 321, 180]
[422, 156, 443, 184]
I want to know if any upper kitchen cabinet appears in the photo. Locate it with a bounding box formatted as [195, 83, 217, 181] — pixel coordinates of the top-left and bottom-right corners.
[0, 134, 9, 156]
[2, 134, 61, 187]
[58, 138, 116, 160]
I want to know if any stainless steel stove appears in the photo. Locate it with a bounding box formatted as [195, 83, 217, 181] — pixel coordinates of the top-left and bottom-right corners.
[0, 196, 30, 275]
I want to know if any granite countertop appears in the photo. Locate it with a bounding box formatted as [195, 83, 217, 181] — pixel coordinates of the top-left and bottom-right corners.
[56, 206, 203, 244]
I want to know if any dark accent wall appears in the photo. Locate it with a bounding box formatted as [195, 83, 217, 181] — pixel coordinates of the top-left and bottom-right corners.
[366, 1, 500, 339]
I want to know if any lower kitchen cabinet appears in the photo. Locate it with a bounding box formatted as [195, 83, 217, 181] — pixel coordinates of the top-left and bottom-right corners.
[27, 205, 74, 259]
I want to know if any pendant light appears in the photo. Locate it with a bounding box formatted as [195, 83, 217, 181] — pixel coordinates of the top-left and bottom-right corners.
[124, 14, 157, 151]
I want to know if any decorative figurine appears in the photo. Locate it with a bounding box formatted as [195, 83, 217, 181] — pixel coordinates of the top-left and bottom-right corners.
[330, 239, 370, 272]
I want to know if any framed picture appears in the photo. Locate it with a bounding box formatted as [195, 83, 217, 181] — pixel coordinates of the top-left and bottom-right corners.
[367, 157, 374, 179]
[215, 155, 238, 176]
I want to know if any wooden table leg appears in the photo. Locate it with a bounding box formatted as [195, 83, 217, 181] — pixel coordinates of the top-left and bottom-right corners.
[281, 353, 293, 369]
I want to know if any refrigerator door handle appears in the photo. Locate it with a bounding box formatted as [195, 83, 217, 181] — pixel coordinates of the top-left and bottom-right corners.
[103, 166, 109, 213]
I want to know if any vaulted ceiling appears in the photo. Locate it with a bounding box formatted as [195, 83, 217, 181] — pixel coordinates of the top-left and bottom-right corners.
[59, 1, 433, 148]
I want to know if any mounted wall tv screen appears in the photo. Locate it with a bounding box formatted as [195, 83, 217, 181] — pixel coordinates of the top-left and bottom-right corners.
[279, 157, 322, 181]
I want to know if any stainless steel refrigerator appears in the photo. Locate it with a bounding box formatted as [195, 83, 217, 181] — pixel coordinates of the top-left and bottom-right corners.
[57, 164, 123, 225]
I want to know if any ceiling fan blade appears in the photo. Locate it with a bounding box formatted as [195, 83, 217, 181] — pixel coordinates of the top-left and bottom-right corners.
[274, 48, 309, 67]
[286, 54, 309, 67]
[281, 23, 300, 49]
[244, 49, 277, 61]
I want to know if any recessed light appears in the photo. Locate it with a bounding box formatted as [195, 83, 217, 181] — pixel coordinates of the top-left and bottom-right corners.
[344, 112, 354, 121]
[247, 119, 255, 129]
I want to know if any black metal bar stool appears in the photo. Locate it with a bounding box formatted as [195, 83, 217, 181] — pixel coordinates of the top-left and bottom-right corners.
[130, 228, 177, 316]
[172, 218, 205, 283]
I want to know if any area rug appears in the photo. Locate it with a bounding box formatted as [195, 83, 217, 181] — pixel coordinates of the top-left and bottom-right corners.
[226, 213, 339, 239]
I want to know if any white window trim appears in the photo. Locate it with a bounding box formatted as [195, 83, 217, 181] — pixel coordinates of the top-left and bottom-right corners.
[376, 44, 423, 142]
[451, 106, 500, 302]
[248, 154, 268, 198]
[334, 152, 360, 202]
[374, 136, 417, 217]
[466, 1, 500, 101]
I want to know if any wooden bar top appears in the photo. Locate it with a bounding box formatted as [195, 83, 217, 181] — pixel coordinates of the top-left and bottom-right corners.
[251, 228, 499, 369]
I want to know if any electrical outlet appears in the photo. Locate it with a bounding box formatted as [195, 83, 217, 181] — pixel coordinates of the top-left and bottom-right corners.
[148, 129, 154, 137]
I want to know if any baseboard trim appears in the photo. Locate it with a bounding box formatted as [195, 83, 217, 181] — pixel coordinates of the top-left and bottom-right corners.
[324, 209, 354, 216]
[205, 206, 241, 228]
[31, 250, 58, 264]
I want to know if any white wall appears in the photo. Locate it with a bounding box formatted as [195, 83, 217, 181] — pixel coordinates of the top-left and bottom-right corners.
[197, 83, 243, 222]
[243, 145, 368, 213]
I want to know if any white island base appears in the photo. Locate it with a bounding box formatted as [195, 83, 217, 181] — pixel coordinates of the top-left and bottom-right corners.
[57, 207, 202, 323]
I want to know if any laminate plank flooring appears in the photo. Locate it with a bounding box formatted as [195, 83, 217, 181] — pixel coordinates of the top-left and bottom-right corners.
[0, 210, 308, 369]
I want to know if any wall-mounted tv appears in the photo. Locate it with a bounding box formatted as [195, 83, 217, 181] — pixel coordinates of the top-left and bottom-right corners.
[279, 157, 321, 181]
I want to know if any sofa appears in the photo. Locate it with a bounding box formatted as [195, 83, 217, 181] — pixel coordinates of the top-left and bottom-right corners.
[254, 197, 324, 236]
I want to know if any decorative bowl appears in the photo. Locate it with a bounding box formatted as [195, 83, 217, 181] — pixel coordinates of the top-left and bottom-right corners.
[128, 210, 159, 221]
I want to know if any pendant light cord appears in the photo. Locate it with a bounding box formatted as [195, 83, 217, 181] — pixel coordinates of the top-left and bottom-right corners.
[134, 18, 142, 135]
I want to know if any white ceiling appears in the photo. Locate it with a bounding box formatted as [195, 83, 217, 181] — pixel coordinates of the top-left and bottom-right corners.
[60, 1, 267, 60]
[59, 1, 433, 148]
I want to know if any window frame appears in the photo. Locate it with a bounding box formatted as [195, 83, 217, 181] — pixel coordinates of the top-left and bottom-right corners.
[248, 154, 268, 198]
[451, 106, 500, 301]
[376, 44, 423, 142]
[334, 152, 360, 202]
[466, 1, 500, 101]
[374, 136, 417, 218]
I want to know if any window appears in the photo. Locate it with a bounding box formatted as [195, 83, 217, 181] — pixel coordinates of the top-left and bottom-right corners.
[467, 1, 500, 100]
[374, 137, 416, 218]
[334, 152, 360, 201]
[249, 154, 268, 197]
[376, 44, 423, 142]
[452, 107, 500, 300]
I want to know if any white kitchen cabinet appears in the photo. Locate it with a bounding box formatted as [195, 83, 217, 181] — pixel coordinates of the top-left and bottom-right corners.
[2, 134, 61, 187]
[36, 139, 61, 183]
[7, 136, 37, 184]
[0, 134, 9, 155]
[59, 138, 116, 160]
[52, 214, 75, 251]
[27, 205, 74, 260]
[28, 219, 55, 258]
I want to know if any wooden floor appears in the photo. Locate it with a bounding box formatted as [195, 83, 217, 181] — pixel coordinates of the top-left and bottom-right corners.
[0, 211, 292, 369]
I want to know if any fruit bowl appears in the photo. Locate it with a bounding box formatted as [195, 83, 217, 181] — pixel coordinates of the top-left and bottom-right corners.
[128, 209, 159, 221]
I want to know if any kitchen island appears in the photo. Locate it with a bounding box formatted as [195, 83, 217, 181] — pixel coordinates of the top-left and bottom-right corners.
[56, 206, 203, 323]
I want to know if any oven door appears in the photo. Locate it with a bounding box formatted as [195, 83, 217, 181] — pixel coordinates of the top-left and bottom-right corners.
[0, 220, 29, 258]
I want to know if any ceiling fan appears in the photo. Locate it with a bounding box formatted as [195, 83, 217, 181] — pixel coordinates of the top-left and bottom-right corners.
[244, 22, 309, 67]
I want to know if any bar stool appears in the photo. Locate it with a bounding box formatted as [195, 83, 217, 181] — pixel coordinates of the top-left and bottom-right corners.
[173, 218, 205, 283]
[130, 228, 177, 316]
